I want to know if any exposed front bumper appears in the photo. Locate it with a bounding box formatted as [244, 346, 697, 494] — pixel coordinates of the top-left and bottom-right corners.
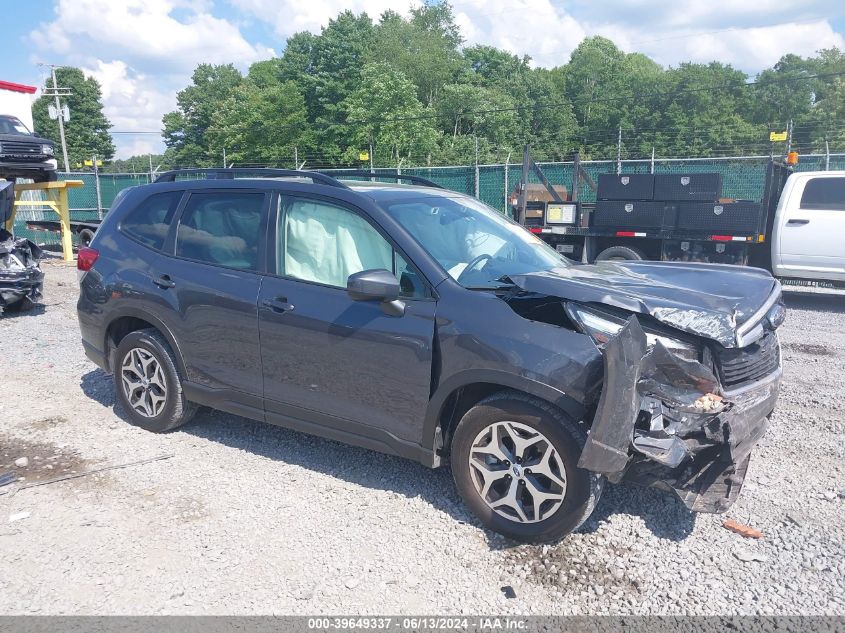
[0, 268, 44, 307]
[578, 317, 780, 513]
[0, 159, 57, 178]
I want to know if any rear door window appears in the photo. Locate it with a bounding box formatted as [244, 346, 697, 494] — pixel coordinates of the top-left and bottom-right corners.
[175, 192, 265, 271]
[121, 191, 182, 250]
[800, 177, 845, 211]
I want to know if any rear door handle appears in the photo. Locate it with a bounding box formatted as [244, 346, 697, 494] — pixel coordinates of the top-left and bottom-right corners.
[786, 218, 810, 226]
[262, 297, 295, 312]
[153, 274, 176, 289]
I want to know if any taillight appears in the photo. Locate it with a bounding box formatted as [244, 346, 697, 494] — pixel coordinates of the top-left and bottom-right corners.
[77, 247, 99, 278]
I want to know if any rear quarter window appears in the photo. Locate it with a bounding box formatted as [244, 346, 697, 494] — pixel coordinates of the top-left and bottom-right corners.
[800, 177, 845, 211]
[120, 191, 182, 250]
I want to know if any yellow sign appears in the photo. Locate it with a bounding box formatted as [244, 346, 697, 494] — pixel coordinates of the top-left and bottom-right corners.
[769, 131, 788, 142]
[358, 151, 369, 161]
[83, 159, 104, 167]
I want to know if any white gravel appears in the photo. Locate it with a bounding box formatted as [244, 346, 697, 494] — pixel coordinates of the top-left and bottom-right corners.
[0, 259, 843, 615]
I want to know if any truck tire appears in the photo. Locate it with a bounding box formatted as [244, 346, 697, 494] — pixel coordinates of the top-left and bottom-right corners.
[595, 246, 644, 262]
[78, 228, 95, 248]
[450, 390, 604, 543]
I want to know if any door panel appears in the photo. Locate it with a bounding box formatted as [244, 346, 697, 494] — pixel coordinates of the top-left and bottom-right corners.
[259, 278, 435, 443]
[165, 190, 267, 400]
[258, 193, 436, 445]
[779, 176, 845, 277]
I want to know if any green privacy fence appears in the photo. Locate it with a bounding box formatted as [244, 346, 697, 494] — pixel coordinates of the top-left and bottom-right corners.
[14, 154, 845, 246]
[390, 153, 845, 215]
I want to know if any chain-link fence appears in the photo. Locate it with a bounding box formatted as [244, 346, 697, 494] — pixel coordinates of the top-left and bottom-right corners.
[12, 153, 845, 245]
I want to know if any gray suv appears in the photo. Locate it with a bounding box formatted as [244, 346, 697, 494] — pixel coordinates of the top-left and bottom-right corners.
[77, 169, 784, 542]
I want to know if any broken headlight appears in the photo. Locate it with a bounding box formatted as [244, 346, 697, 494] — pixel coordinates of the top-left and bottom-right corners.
[567, 304, 700, 361]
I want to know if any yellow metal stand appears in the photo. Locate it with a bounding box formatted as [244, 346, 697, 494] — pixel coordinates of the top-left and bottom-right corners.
[5, 180, 85, 262]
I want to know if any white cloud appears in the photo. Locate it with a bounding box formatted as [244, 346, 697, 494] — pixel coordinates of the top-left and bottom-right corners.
[230, 0, 412, 38]
[452, 0, 585, 67]
[29, 0, 275, 157]
[31, 0, 274, 74]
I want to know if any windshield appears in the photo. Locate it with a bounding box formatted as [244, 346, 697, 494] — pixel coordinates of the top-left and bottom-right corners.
[0, 116, 32, 136]
[381, 193, 569, 288]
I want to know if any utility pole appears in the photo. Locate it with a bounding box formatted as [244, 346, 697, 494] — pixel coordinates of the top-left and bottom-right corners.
[40, 64, 71, 171]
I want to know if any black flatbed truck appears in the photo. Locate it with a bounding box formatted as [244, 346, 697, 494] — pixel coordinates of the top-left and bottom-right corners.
[25, 218, 100, 247]
[514, 147, 792, 273]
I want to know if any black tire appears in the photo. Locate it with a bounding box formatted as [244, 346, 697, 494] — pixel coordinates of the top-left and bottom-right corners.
[450, 391, 603, 543]
[78, 228, 95, 248]
[595, 245, 644, 262]
[113, 328, 197, 432]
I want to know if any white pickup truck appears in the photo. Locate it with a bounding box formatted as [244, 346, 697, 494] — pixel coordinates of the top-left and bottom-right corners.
[771, 171, 845, 283]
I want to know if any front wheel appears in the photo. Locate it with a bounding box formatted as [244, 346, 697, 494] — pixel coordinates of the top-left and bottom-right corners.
[450, 391, 603, 543]
[113, 328, 197, 432]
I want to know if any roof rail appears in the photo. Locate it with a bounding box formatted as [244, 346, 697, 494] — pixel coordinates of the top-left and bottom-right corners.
[322, 170, 444, 189]
[154, 168, 348, 188]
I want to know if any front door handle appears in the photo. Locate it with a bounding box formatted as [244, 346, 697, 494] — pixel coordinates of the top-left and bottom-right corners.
[262, 297, 295, 312]
[153, 274, 176, 289]
[786, 218, 810, 226]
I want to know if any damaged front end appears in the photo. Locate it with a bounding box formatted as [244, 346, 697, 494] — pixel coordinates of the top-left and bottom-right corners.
[578, 317, 779, 513]
[0, 227, 44, 313]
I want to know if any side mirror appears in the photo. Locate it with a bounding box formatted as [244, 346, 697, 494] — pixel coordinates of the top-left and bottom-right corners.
[347, 269, 404, 316]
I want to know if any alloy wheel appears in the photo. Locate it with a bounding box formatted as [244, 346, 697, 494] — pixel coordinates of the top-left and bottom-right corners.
[468, 420, 567, 523]
[121, 347, 167, 418]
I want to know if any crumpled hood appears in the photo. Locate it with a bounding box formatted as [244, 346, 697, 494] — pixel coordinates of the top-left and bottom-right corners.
[508, 260, 778, 347]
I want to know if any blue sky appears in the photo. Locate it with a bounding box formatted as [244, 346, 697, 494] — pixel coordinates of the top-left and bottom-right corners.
[3, 1, 844, 158]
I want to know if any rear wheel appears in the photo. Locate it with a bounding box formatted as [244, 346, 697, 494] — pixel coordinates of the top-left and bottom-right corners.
[78, 228, 95, 248]
[450, 391, 603, 543]
[113, 329, 197, 432]
[595, 245, 644, 262]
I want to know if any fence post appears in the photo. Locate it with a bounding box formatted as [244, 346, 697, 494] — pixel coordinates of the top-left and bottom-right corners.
[503, 151, 511, 214]
[826, 141, 830, 171]
[474, 136, 480, 198]
[616, 127, 622, 174]
[294, 147, 298, 169]
[650, 147, 655, 174]
[93, 154, 103, 220]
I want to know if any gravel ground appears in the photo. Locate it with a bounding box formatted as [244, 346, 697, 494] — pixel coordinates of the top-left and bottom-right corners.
[0, 258, 844, 615]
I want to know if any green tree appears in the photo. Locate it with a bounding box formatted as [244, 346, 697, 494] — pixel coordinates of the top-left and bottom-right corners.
[31, 67, 114, 168]
[370, 8, 465, 106]
[209, 79, 309, 165]
[162, 63, 243, 166]
[341, 62, 439, 165]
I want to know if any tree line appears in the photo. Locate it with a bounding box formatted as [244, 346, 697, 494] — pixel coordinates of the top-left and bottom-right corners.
[29, 3, 845, 171]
